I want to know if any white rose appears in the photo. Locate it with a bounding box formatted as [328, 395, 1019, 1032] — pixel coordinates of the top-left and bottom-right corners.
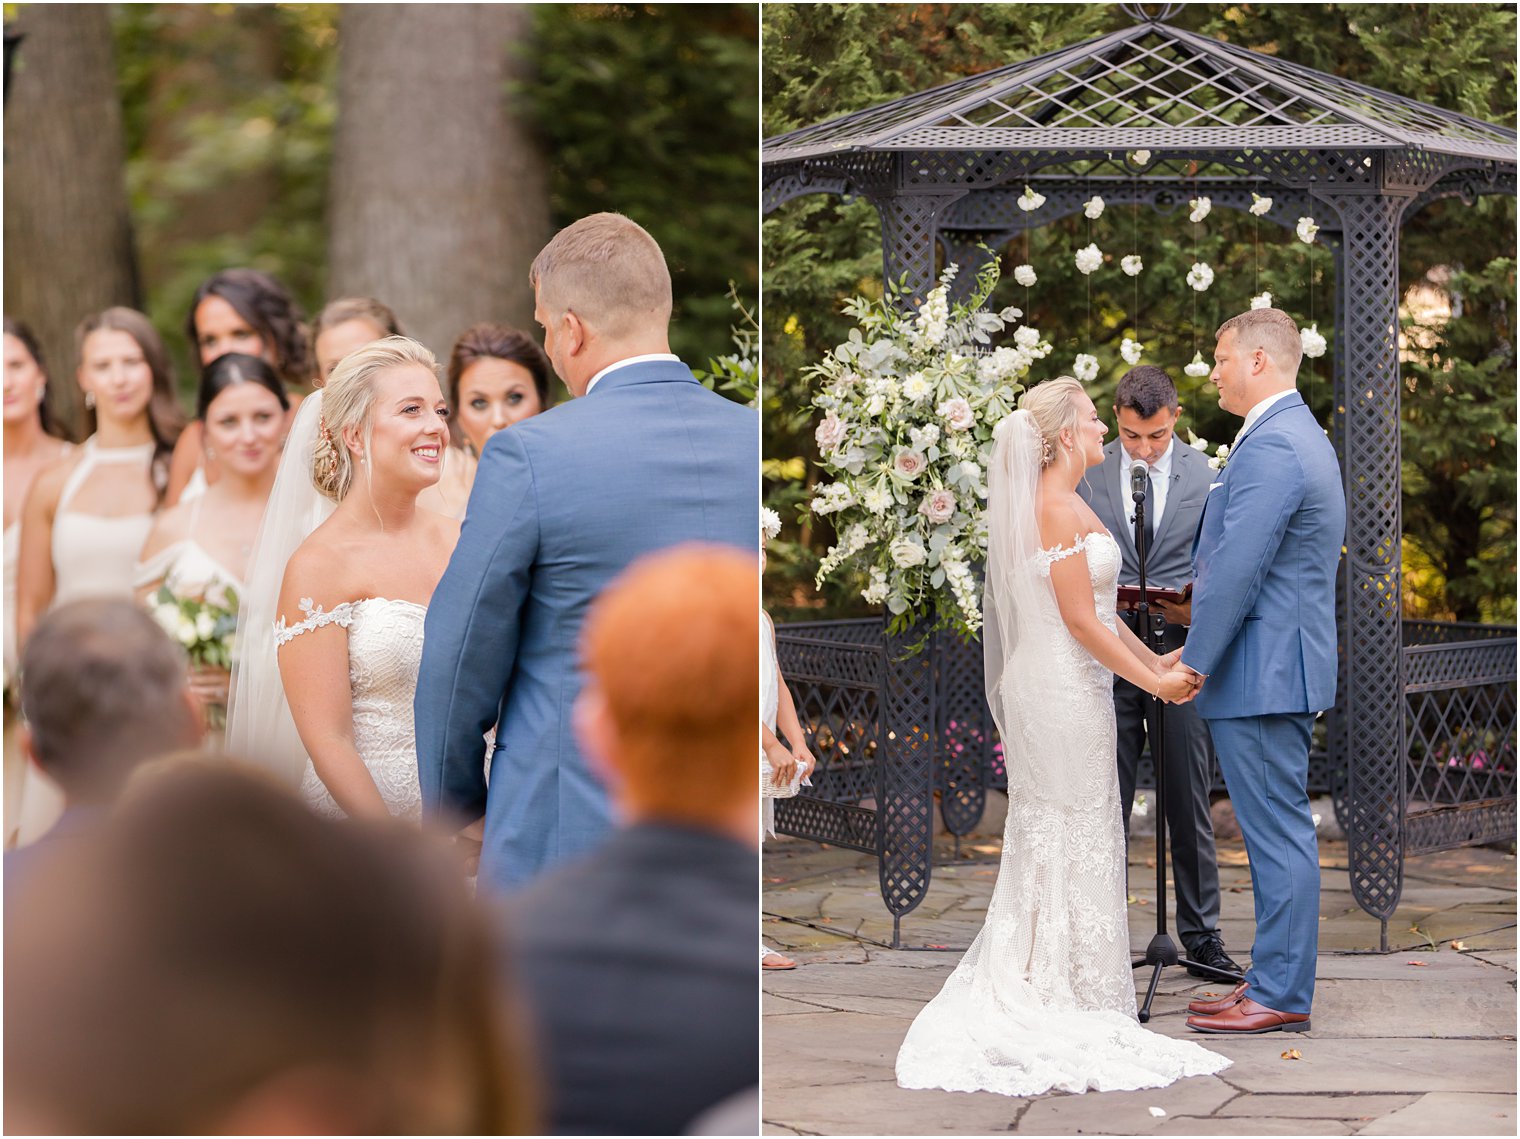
[1250, 291, 1273, 310]
[195, 611, 216, 641]
[1017, 184, 1046, 211]
[890, 538, 927, 568]
[937, 397, 975, 433]
[918, 489, 957, 525]
[1083, 195, 1105, 220]
[892, 448, 928, 480]
[1186, 262, 1214, 292]
[1249, 192, 1273, 216]
[153, 603, 181, 634]
[815, 412, 847, 453]
[1188, 196, 1211, 223]
[176, 615, 199, 647]
[761, 508, 782, 541]
[1184, 352, 1211, 378]
[1301, 323, 1328, 359]
[1073, 353, 1099, 383]
[1120, 338, 1143, 366]
[1121, 254, 1143, 277]
[1012, 326, 1041, 351]
[1075, 243, 1103, 275]
[909, 423, 940, 451]
[1296, 216, 1320, 244]
[1013, 264, 1037, 288]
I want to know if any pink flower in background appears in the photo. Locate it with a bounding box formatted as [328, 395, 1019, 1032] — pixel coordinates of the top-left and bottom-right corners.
[919, 489, 957, 524]
[815, 412, 846, 453]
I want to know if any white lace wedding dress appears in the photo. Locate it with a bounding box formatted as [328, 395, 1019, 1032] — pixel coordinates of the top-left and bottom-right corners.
[274, 598, 426, 819]
[896, 530, 1229, 1096]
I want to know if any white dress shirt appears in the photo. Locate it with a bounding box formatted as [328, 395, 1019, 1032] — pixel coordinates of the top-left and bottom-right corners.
[1118, 436, 1174, 532]
[584, 353, 681, 395]
[1236, 388, 1298, 444]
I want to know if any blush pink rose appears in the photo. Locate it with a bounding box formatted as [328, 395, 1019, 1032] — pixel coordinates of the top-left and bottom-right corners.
[893, 449, 928, 480]
[918, 489, 956, 524]
[815, 412, 846, 453]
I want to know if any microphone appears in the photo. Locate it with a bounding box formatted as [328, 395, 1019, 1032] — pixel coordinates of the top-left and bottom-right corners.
[1130, 459, 1149, 499]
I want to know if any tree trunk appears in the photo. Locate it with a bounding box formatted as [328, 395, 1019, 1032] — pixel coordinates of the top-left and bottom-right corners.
[328, 4, 550, 358]
[3, 5, 138, 436]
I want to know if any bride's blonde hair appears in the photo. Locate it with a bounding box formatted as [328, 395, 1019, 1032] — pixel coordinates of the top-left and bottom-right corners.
[313, 336, 439, 502]
[1018, 377, 1086, 468]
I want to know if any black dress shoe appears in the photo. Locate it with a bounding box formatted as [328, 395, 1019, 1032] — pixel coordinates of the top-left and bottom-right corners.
[1185, 933, 1242, 979]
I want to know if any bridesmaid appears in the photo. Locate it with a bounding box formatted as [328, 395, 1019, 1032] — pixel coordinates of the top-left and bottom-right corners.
[423, 323, 552, 517]
[136, 353, 289, 724]
[3, 320, 72, 685]
[312, 297, 403, 385]
[166, 269, 311, 505]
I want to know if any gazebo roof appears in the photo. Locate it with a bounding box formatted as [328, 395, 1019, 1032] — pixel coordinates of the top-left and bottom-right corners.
[764, 17, 1518, 167]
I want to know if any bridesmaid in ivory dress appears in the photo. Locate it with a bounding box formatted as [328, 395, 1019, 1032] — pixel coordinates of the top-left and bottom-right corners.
[272, 337, 458, 819]
[135, 354, 289, 729]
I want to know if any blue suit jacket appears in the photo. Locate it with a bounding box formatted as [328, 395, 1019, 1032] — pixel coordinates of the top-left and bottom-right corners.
[415, 360, 757, 889]
[1182, 393, 1346, 719]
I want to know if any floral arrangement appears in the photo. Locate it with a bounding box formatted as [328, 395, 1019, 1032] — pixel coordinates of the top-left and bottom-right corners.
[807, 257, 1049, 639]
[151, 585, 240, 728]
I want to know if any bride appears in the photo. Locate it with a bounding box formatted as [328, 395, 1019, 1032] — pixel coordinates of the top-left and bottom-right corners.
[266, 337, 457, 818]
[895, 377, 1229, 1096]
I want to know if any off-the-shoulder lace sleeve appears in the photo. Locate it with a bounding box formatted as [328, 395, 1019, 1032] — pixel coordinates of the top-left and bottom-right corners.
[274, 597, 357, 647]
[1033, 534, 1092, 576]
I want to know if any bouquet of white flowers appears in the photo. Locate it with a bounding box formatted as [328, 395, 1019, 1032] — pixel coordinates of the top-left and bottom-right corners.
[152, 584, 239, 727]
[806, 256, 1050, 640]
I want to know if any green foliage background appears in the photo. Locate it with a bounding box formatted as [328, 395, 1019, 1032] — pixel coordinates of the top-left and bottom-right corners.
[110, 3, 757, 390]
[762, 2, 1516, 625]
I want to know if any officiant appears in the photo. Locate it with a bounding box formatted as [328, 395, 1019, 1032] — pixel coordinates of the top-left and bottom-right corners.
[1079, 365, 1239, 979]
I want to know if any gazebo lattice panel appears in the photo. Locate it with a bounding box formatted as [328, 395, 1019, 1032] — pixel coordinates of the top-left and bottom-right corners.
[765, 9, 1517, 945]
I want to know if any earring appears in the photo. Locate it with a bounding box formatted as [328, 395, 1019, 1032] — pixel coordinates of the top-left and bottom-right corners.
[84, 391, 96, 410]
[206, 445, 217, 461]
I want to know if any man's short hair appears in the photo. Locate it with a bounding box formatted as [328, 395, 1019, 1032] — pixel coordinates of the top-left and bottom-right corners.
[1114, 366, 1179, 419]
[528, 213, 673, 340]
[579, 544, 757, 824]
[1216, 308, 1303, 375]
[19, 599, 196, 799]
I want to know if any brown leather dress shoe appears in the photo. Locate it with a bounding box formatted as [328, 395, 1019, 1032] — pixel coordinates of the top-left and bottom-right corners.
[1187, 981, 1250, 1015]
[1187, 997, 1310, 1034]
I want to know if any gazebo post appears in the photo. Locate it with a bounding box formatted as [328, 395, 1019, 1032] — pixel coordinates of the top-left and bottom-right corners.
[1316, 184, 1413, 950]
[870, 181, 968, 306]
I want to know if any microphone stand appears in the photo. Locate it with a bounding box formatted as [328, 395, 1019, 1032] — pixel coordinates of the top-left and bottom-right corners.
[1128, 463, 1241, 1022]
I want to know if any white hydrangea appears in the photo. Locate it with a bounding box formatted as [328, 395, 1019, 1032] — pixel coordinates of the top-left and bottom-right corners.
[908, 423, 940, 451]
[1083, 195, 1105, 220]
[1250, 291, 1273, 310]
[1301, 323, 1328, 358]
[1120, 338, 1143, 366]
[1186, 262, 1215, 292]
[1075, 243, 1103, 275]
[1013, 326, 1042, 351]
[1073, 353, 1099, 383]
[862, 567, 890, 605]
[1017, 184, 1046, 211]
[1249, 192, 1273, 216]
[1013, 264, 1037, 288]
[1184, 352, 1211, 378]
[1121, 254, 1143, 276]
[1296, 216, 1320, 244]
[1189, 196, 1212, 223]
[809, 483, 854, 515]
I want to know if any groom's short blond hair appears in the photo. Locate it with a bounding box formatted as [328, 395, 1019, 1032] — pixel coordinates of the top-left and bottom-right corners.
[1217, 308, 1303, 375]
[529, 213, 673, 340]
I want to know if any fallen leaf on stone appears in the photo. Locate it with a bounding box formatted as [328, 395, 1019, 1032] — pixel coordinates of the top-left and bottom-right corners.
[1450, 940, 1467, 951]
[1199, 991, 1218, 998]
[1148, 1107, 1167, 1117]
[928, 944, 949, 949]
[1407, 960, 1428, 967]
[1280, 1049, 1302, 1060]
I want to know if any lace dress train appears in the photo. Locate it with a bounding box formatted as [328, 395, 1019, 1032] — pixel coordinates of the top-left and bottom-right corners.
[896, 532, 1229, 1096]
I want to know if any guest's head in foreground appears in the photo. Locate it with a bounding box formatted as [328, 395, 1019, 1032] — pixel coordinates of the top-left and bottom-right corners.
[312, 336, 448, 504]
[1113, 365, 1180, 467]
[4, 761, 537, 1135]
[528, 212, 673, 397]
[74, 307, 185, 495]
[312, 296, 404, 386]
[575, 543, 759, 843]
[446, 322, 553, 453]
[187, 268, 312, 388]
[1211, 307, 1302, 417]
[18, 599, 201, 809]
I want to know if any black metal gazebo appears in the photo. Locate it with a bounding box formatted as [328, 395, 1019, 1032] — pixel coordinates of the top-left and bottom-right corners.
[764, 5, 1517, 948]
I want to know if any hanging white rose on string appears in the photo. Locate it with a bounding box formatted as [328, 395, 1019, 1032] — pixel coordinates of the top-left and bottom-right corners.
[1075, 243, 1103, 275]
[1083, 195, 1105, 220]
[1249, 192, 1273, 217]
[1186, 262, 1214, 292]
[1017, 185, 1046, 212]
[1129, 149, 1152, 167]
[1073, 354, 1099, 383]
[1250, 291, 1273, 310]
[1013, 264, 1037, 287]
[1189, 196, 1212, 223]
[1184, 352, 1211, 378]
[1120, 338, 1143, 365]
[1301, 323, 1328, 358]
[1121, 254, 1143, 277]
[761, 508, 782, 542]
[1297, 216, 1320, 244]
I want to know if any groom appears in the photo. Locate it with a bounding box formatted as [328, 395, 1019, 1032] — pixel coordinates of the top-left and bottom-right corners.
[414, 212, 757, 891]
[1166, 308, 1345, 1034]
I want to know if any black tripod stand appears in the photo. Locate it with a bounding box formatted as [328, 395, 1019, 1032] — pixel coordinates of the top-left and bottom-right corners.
[1127, 462, 1242, 1022]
